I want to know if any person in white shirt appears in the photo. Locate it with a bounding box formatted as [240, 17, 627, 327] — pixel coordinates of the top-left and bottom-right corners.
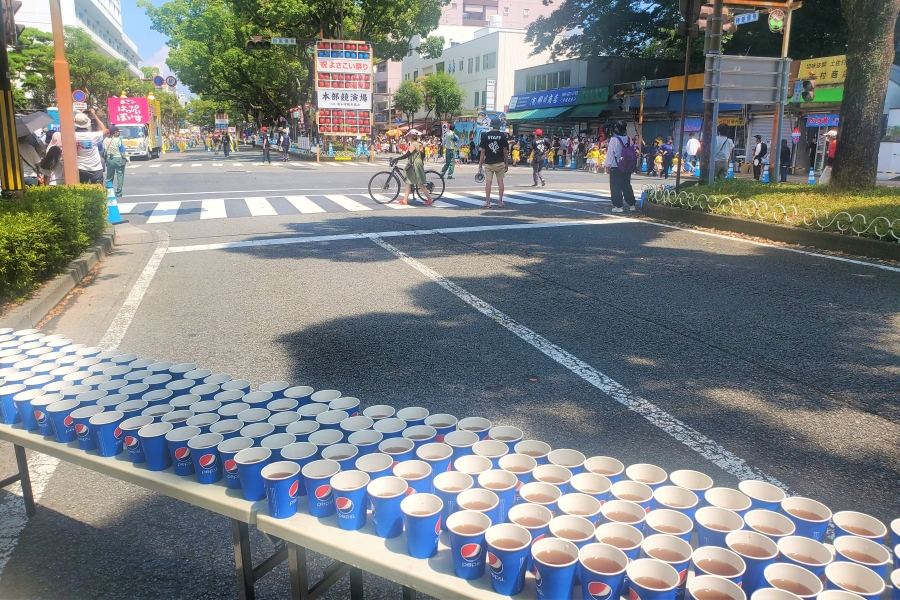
[74, 109, 108, 184]
[713, 124, 735, 180]
[18, 136, 42, 185]
[684, 133, 701, 169]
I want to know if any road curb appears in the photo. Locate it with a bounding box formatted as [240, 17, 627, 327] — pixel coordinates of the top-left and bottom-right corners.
[642, 203, 900, 261]
[0, 229, 117, 331]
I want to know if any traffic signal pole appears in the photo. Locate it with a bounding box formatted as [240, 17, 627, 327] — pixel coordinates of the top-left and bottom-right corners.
[700, 0, 724, 184]
[675, 0, 694, 192]
[769, 6, 793, 183]
[0, 0, 23, 198]
[49, 0, 79, 186]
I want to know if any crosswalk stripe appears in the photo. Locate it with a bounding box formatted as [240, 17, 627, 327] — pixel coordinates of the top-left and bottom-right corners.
[528, 189, 606, 201]
[442, 192, 485, 206]
[325, 194, 372, 212]
[148, 164, 161, 168]
[233, 163, 244, 166]
[244, 197, 278, 216]
[117, 203, 136, 214]
[505, 190, 574, 203]
[212, 163, 223, 167]
[385, 202, 416, 209]
[170, 163, 183, 168]
[192, 163, 202, 167]
[200, 199, 228, 220]
[147, 201, 182, 223]
[283, 195, 326, 214]
[126, 165, 140, 169]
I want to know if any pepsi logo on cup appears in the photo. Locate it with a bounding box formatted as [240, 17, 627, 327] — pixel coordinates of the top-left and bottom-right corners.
[174, 447, 191, 461]
[406, 488, 416, 496]
[114, 426, 123, 439]
[124, 436, 140, 449]
[488, 552, 503, 575]
[337, 497, 354, 515]
[63, 415, 74, 428]
[461, 543, 481, 561]
[288, 480, 300, 498]
[75, 423, 90, 437]
[677, 568, 687, 585]
[224, 459, 238, 473]
[315, 484, 332, 502]
[629, 590, 642, 600]
[198, 454, 216, 468]
[533, 564, 543, 586]
[35, 411, 47, 424]
[588, 582, 613, 600]
[533, 533, 546, 544]
[434, 517, 442, 535]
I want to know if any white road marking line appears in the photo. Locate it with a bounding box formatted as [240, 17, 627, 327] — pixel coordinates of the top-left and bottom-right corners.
[146, 201, 182, 223]
[126, 165, 140, 169]
[170, 163, 183, 168]
[191, 163, 202, 167]
[117, 203, 136, 214]
[244, 197, 278, 217]
[430, 200, 457, 208]
[386, 202, 417, 209]
[506, 190, 575, 203]
[441, 193, 486, 206]
[370, 235, 792, 491]
[167, 219, 624, 253]
[325, 194, 372, 212]
[233, 163, 244, 166]
[532, 190, 608, 202]
[200, 198, 228, 220]
[212, 163, 223, 167]
[147, 164, 161, 168]
[283, 195, 326, 214]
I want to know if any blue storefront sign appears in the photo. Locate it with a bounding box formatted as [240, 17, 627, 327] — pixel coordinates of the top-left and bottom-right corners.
[806, 114, 839, 127]
[508, 87, 581, 111]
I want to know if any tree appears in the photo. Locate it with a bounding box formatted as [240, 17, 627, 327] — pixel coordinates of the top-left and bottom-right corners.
[64, 27, 134, 114]
[7, 28, 54, 110]
[393, 80, 423, 128]
[416, 36, 445, 60]
[831, 0, 900, 189]
[423, 72, 464, 124]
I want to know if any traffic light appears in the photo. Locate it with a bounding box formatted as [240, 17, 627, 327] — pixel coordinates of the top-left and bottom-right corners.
[801, 77, 815, 102]
[2, 0, 23, 46]
[245, 36, 272, 50]
[697, 5, 734, 33]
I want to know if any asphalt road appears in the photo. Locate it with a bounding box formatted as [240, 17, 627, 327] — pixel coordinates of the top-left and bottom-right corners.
[1, 147, 898, 599]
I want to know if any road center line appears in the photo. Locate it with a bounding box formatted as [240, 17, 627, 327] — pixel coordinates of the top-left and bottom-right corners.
[370, 235, 791, 492]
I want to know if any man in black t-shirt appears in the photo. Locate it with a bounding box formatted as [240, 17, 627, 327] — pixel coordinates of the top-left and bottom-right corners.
[530, 130, 548, 186]
[478, 118, 510, 208]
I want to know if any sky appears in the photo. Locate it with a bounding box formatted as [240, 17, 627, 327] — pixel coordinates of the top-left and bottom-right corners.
[121, 0, 189, 94]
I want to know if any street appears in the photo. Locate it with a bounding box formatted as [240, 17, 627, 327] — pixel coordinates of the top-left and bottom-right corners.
[1, 146, 898, 599]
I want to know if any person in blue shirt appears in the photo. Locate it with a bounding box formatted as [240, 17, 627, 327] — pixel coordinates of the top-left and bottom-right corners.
[660, 136, 675, 179]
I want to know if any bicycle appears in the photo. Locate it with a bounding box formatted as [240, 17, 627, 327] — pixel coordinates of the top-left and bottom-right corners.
[368, 160, 445, 204]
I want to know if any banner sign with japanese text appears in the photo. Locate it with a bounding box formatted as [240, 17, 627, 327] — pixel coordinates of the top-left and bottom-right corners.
[798, 56, 846, 86]
[508, 87, 581, 111]
[315, 39, 373, 135]
[108, 97, 150, 125]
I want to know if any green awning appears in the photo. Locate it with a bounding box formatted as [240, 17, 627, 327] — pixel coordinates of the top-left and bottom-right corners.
[567, 103, 607, 119]
[527, 106, 573, 119]
[506, 109, 537, 121]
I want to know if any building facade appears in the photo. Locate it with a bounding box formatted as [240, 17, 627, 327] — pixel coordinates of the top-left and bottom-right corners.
[19, 0, 142, 78]
[373, 60, 404, 129]
[438, 0, 554, 29]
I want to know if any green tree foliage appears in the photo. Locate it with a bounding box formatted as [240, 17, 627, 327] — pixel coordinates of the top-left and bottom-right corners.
[416, 36, 445, 60]
[64, 27, 135, 111]
[393, 80, 423, 127]
[422, 72, 464, 123]
[7, 28, 54, 110]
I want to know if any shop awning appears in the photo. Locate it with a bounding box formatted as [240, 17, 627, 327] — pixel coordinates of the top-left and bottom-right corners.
[666, 90, 741, 112]
[507, 106, 573, 121]
[567, 103, 607, 119]
[506, 109, 537, 121]
[641, 87, 669, 109]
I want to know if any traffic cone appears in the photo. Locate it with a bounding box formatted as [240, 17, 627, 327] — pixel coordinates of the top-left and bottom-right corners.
[570, 156, 576, 170]
[106, 181, 122, 224]
[761, 163, 770, 183]
[808, 167, 816, 185]
[726, 161, 734, 179]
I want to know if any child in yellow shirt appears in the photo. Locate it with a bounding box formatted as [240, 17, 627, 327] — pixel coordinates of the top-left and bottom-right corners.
[512, 143, 520, 166]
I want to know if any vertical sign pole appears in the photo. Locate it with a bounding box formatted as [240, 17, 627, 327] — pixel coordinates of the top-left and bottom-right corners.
[708, 55, 721, 187]
[701, 0, 724, 184]
[770, 6, 793, 183]
[675, 5, 693, 192]
[0, 0, 23, 197]
[49, 0, 79, 186]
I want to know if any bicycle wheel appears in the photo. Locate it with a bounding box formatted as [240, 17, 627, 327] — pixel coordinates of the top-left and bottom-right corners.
[368, 171, 401, 204]
[416, 170, 445, 201]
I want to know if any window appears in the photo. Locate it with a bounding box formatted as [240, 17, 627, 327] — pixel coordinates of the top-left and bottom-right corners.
[468, 57, 473, 73]
[475, 56, 480, 72]
[413, 70, 418, 81]
[559, 70, 571, 88]
[503, 6, 509, 14]
[536, 73, 547, 91]
[462, 11, 470, 19]
[523, 8, 530, 15]
[483, 52, 496, 70]
[451, 2, 457, 6]
[475, 91, 480, 107]
[548, 71, 558, 89]
[459, 60, 464, 71]
[436, 62, 445, 73]
[376, 82, 388, 93]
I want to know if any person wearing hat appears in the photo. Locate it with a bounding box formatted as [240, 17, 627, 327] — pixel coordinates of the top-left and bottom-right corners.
[102, 125, 129, 198]
[440, 123, 458, 179]
[391, 129, 434, 205]
[751, 134, 768, 181]
[74, 108, 108, 184]
[260, 127, 272, 164]
[529, 129, 548, 186]
[478, 117, 510, 207]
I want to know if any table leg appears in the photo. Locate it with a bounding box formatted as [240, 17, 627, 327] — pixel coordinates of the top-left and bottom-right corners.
[232, 519, 255, 600]
[14, 445, 36, 517]
[349, 567, 363, 600]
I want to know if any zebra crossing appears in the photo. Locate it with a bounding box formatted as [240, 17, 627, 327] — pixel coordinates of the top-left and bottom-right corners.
[117, 188, 611, 224]
[126, 158, 385, 170]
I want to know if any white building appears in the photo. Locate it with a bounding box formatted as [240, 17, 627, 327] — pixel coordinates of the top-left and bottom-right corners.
[18, 0, 142, 78]
[401, 22, 553, 120]
[439, 0, 554, 29]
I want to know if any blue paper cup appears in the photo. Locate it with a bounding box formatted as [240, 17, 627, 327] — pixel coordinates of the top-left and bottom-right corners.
[103, 365, 131, 380]
[186, 412, 220, 434]
[189, 399, 221, 414]
[691, 545, 746, 587]
[558, 492, 603, 526]
[82, 374, 110, 390]
[371, 417, 406, 440]
[183, 368, 211, 381]
[457, 487, 500, 525]
[137, 421, 173, 471]
[627, 558, 680, 600]
[402, 425, 437, 451]
[445, 430, 479, 459]
[891, 571, 900, 600]
[90, 410, 125, 457]
[331, 469, 370, 530]
[109, 353, 137, 366]
[367, 475, 408, 538]
[116, 399, 148, 420]
[486, 425, 522, 444]
[71, 405, 104, 451]
[831, 511, 886, 544]
[644, 509, 693, 541]
[204, 373, 232, 387]
[356, 452, 394, 481]
[485, 523, 532, 595]
[189, 432, 225, 484]
[166, 425, 201, 475]
[535, 464, 574, 495]
[611, 480, 654, 513]
[298, 403, 328, 420]
[218, 436, 254, 489]
[147, 361, 174, 375]
[286, 419, 320, 443]
[689, 575, 747, 600]
[706, 487, 753, 518]
[283, 385, 313, 404]
[509, 502, 553, 571]
[235, 446, 273, 501]
[120, 415, 154, 463]
[348, 429, 382, 456]
[46, 399, 80, 443]
[50, 365, 80, 383]
[261, 433, 297, 461]
[218, 402, 250, 419]
[670, 469, 714, 498]
[642, 533, 692, 591]
[262, 461, 302, 518]
[329, 396, 360, 417]
[473, 439, 509, 469]
[162, 409, 194, 428]
[143, 374, 172, 391]
[424, 413, 456, 442]
[454, 454, 493, 478]
[479, 469, 518, 523]
[598, 499, 647, 529]
[433, 470, 474, 531]
[814, 592, 863, 600]
[12, 386, 39, 430]
[594, 523, 644, 580]
[824, 562, 884, 600]
[726, 530, 779, 596]
[379, 437, 415, 465]
[550, 514, 595, 549]
[532, 537, 580, 599]
[320, 442, 358, 472]
[363, 404, 395, 421]
[457, 416, 491, 439]
[242, 392, 272, 409]
[123, 370, 151, 384]
[98, 379, 128, 395]
[308, 429, 343, 457]
[214, 390, 244, 405]
[240, 422, 275, 446]
[0, 383, 25, 424]
[739, 480, 787, 513]
[763, 563, 823, 599]
[400, 492, 443, 558]
[416, 442, 453, 479]
[520, 481, 562, 515]
[209, 419, 243, 439]
[166, 379, 195, 395]
[832, 535, 890, 579]
[697, 506, 745, 547]
[314, 407, 348, 431]
[268, 410, 301, 434]
[569, 472, 610, 504]
[167, 363, 196, 379]
[301, 459, 341, 517]
[745, 510, 796, 541]
[23, 374, 54, 392]
[447, 509, 491, 579]
[258, 380, 289, 399]
[780, 497, 831, 542]
[128, 359, 156, 371]
[391, 458, 431, 494]
[30, 393, 64, 437]
[96, 350, 123, 363]
[396, 406, 429, 426]
[190, 383, 220, 401]
[142, 389, 172, 406]
[579, 542, 629, 600]
[60, 384, 91, 403]
[220, 378, 250, 393]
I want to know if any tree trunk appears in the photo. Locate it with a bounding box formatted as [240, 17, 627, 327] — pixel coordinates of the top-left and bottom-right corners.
[831, 0, 900, 190]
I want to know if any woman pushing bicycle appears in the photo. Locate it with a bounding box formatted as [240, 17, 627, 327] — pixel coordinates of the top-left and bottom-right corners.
[390, 129, 434, 205]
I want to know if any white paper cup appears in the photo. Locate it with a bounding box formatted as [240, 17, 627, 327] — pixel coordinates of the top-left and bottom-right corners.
[584, 456, 624, 480]
[670, 469, 714, 492]
[744, 509, 796, 539]
[625, 463, 667, 487]
[763, 563, 823, 599]
[690, 574, 747, 600]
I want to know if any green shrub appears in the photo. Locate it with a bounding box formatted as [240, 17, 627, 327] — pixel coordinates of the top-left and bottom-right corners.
[0, 185, 107, 303]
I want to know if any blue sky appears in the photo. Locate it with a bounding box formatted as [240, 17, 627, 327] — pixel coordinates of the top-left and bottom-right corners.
[122, 0, 169, 74]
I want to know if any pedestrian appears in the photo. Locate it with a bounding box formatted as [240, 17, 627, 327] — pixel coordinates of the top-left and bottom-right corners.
[602, 120, 637, 213]
[819, 130, 837, 184]
[40, 132, 65, 185]
[551, 136, 561, 169]
[779, 139, 791, 182]
[261, 127, 271, 164]
[74, 109, 108, 184]
[530, 129, 547, 187]
[478, 117, 510, 208]
[660, 136, 675, 178]
[751, 134, 767, 181]
[18, 134, 42, 185]
[280, 129, 290, 161]
[222, 130, 232, 157]
[685, 133, 701, 169]
[393, 130, 434, 205]
[441, 123, 458, 179]
[713, 123, 735, 180]
[103, 125, 129, 198]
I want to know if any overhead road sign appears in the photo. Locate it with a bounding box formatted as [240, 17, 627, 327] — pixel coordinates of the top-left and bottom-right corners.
[271, 37, 296, 45]
[734, 11, 759, 24]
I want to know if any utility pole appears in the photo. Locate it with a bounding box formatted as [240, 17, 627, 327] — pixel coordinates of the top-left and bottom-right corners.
[769, 4, 794, 183]
[0, 0, 23, 197]
[675, 0, 700, 191]
[49, 0, 79, 186]
[637, 76, 646, 162]
[699, 0, 724, 184]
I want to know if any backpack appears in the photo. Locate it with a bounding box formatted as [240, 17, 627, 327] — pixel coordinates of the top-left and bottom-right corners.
[617, 136, 638, 174]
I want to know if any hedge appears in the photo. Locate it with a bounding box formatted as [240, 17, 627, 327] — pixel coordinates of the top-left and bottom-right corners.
[0, 185, 107, 303]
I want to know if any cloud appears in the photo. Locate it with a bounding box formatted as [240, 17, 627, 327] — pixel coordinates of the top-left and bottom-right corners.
[140, 45, 192, 97]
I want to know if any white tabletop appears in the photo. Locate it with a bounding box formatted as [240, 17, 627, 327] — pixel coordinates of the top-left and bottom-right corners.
[0, 423, 264, 523]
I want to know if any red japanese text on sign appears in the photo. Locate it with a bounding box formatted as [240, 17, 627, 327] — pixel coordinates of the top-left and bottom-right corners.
[317, 60, 371, 74]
